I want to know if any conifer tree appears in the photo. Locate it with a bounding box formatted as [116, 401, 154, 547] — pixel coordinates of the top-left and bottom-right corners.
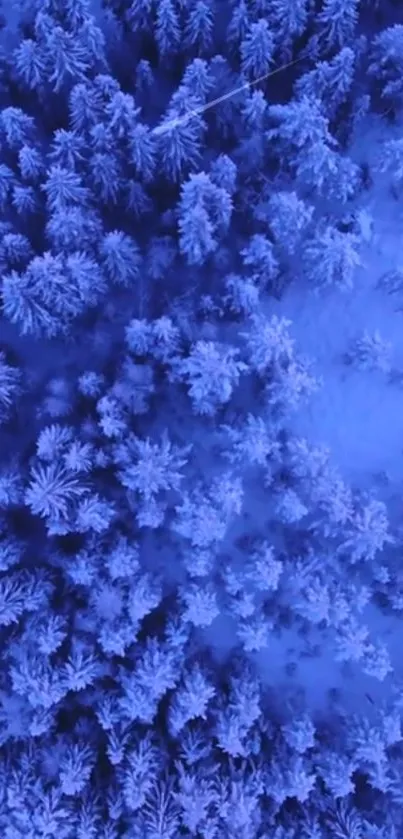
[241, 19, 275, 80]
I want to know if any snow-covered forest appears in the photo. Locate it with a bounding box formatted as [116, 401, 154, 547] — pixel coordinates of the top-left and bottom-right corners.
[1, 0, 403, 836]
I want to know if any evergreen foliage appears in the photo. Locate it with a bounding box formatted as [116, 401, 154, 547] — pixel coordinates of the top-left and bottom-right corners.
[0, 2, 401, 836]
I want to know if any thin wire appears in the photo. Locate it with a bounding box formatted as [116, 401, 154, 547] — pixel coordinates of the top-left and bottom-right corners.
[151, 52, 309, 136]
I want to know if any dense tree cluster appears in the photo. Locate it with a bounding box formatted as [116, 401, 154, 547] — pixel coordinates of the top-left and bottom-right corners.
[0, 0, 402, 837]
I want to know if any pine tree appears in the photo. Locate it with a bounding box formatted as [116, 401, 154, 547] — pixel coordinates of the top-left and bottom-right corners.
[126, 0, 154, 34]
[0, 107, 35, 150]
[317, 752, 355, 798]
[64, 440, 93, 473]
[63, 643, 102, 691]
[276, 487, 308, 524]
[215, 667, 261, 757]
[241, 19, 275, 80]
[155, 0, 181, 60]
[224, 273, 261, 316]
[18, 145, 45, 181]
[334, 617, 369, 663]
[0, 234, 33, 272]
[263, 191, 314, 253]
[125, 179, 153, 217]
[269, 0, 309, 52]
[36, 423, 74, 461]
[178, 172, 233, 265]
[267, 356, 320, 411]
[181, 58, 214, 103]
[247, 541, 283, 591]
[125, 318, 152, 356]
[241, 89, 268, 132]
[146, 236, 177, 281]
[25, 463, 87, 521]
[0, 574, 39, 626]
[42, 166, 90, 212]
[178, 201, 215, 265]
[175, 765, 217, 831]
[242, 314, 294, 373]
[156, 111, 204, 183]
[59, 745, 94, 795]
[119, 638, 180, 723]
[150, 317, 181, 362]
[13, 38, 48, 90]
[114, 433, 189, 501]
[361, 641, 392, 681]
[184, 0, 214, 55]
[237, 607, 271, 651]
[181, 583, 220, 627]
[120, 736, 161, 812]
[128, 124, 157, 183]
[127, 572, 162, 625]
[340, 499, 392, 563]
[136, 59, 154, 95]
[0, 165, 15, 211]
[43, 25, 91, 91]
[317, 0, 359, 52]
[377, 137, 403, 188]
[10, 650, 67, 709]
[369, 25, 403, 106]
[47, 206, 103, 254]
[345, 330, 392, 374]
[75, 494, 115, 533]
[76, 14, 106, 68]
[99, 231, 141, 286]
[268, 96, 335, 151]
[49, 128, 86, 169]
[171, 340, 247, 415]
[2, 253, 82, 337]
[105, 91, 140, 140]
[89, 152, 122, 204]
[295, 47, 356, 117]
[210, 154, 237, 195]
[69, 81, 103, 133]
[241, 234, 279, 290]
[12, 185, 38, 217]
[226, 0, 250, 56]
[222, 414, 279, 467]
[173, 478, 235, 547]
[209, 55, 245, 140]
[295, 141, 361, 202]
[65, 250, 106, 308]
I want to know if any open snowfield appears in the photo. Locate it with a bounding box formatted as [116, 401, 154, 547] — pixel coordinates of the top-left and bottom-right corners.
[274, 116, 403, 492]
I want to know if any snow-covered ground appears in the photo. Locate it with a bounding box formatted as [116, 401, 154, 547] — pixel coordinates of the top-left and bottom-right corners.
[273, 116, 403, 492]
